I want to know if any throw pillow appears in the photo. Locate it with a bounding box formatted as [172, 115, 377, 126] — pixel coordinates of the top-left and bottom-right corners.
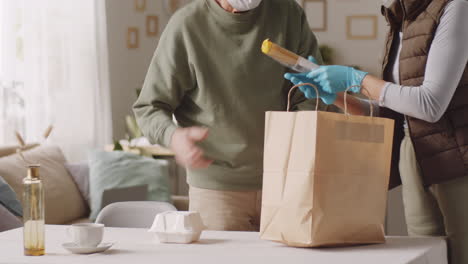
[65, 162, 90, 203]
[0, 145, 88, 224]
[88, 150, 172, 220]
[0, 204, 22, 232]
[0, 176, 22, 217]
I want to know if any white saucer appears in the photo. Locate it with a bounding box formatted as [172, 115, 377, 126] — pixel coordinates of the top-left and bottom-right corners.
[62, 242, 114, 254]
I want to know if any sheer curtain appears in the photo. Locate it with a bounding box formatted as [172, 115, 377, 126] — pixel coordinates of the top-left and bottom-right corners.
[1, 0, 112, 161]
[0, 0, 26, 145]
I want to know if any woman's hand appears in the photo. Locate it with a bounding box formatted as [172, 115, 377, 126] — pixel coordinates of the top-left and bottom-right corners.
[284, 57, 368, 105]
[284, 57, 337, 105]
[284, 57, 387, 116]
[284, 72, 337, 105]
[307, 65, 368, 95]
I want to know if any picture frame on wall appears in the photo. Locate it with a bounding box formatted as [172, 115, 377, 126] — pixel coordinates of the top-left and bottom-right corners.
[134, 0, 146, 12]
[146, 16, 159, 37]
[303, 0, 327, 32]
[127, 27, 139, 49]
[346, 15, 378, 40]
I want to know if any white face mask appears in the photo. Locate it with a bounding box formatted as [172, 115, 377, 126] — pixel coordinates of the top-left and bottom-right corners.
[226, 0, 263, 11]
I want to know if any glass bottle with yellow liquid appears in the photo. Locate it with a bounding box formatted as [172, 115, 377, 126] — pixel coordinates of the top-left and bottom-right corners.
[22, 165, 45, 256]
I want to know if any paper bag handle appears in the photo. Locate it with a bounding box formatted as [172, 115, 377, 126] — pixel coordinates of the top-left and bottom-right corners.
[344, 85, 374, 117]
[287, 83, 320, 112]
[287, 83, 374, 117]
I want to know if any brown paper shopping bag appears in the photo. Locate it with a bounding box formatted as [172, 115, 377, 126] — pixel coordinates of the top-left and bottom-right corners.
[260, 84, 395, 247]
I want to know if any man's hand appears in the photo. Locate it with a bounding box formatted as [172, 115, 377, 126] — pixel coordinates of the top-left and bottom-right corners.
[170, 127, 213, 169]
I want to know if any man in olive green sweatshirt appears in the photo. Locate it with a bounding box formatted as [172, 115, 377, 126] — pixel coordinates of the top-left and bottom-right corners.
[133, 0, 323, 231]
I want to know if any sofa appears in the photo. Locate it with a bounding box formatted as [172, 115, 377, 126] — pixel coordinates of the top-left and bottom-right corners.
[0, 144, 189, 229]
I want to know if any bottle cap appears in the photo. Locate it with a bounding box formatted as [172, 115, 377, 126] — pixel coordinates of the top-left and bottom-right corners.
[27, 165, 41, 179]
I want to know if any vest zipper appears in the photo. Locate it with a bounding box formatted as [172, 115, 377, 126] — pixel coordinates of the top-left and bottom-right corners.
[398, 0, 408, 130]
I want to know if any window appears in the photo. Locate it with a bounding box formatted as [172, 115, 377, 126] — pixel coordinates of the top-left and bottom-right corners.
[0, 0, 112, 160]
[0, 0, 25, 144]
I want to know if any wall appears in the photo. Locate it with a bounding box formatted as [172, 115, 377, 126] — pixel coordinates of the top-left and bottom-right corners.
[310, 0, 388, 76]
[105, 0, 173, 140]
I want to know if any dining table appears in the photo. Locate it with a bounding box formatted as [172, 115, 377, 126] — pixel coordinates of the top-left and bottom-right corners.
[0, 225, 447, 264]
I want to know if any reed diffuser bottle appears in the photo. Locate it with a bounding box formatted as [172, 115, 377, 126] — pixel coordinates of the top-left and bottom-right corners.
[22, 165, 45, 256]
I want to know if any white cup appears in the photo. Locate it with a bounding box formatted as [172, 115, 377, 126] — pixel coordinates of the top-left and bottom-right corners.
[66, 223, 104, 247]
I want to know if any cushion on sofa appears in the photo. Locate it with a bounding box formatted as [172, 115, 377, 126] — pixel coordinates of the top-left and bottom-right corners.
[0, 145, 89, 224]
[0, 176, 22, 217]
[65, 162, 90, 203]
[88, 150, 172, 220]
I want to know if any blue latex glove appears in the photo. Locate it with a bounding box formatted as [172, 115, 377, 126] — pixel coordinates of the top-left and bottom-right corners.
[284, 57, 337, 105]
[307, 65, 368, 95]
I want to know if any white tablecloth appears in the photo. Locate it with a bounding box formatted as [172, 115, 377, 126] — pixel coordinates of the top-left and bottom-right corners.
[0, 225, 447, 264]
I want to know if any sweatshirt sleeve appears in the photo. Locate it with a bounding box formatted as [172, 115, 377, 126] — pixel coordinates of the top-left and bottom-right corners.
[133, 23, 195, 147]
[289, 7, 326, 111]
